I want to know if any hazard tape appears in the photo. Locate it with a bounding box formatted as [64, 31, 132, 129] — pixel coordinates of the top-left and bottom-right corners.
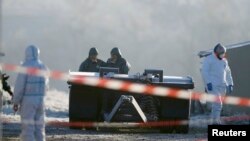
[47, 115, 250, 128]
[2, 115, 250, 128]
[1, 63, 250, 107]
[48, 120, 188, 128]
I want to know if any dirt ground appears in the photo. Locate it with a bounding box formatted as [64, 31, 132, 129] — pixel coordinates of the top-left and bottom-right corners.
[1, 122, 207, 141]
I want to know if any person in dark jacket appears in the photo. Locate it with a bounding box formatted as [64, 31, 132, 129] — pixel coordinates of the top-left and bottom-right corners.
[106, 47, 130, 74]
[79, 47, 106, 72]
[102, 48, 131, 118]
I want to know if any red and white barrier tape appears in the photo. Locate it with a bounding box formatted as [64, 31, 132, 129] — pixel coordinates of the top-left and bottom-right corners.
[2, 115, 250, 128]
[48, 120, 188, 128]
[48, 115, 250, 128]
[1, 63, 250, 107]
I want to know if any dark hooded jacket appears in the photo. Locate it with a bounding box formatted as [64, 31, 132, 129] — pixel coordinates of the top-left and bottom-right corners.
[106, 47, 130, 74]
[79, 48, 106, 72]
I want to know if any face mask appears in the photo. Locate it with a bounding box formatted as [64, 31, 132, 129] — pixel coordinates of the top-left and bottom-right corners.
[219, 54, 225, 59]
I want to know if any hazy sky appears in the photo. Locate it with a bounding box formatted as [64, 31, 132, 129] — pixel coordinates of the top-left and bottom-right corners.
[1, 0, 250, 92]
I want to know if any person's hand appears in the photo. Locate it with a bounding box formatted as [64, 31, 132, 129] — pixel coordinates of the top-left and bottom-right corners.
[228, 85, 233, 94]
[13, 104, 19, 112]
[207, 83, 213, 91]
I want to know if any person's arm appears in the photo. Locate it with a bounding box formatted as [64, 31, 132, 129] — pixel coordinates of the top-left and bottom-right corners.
[13, 73, 27, 105]
[201, 57, 212, 90]
[120, 59, 130, 74]
[225, 60, 233, 86]
[44, 66, 49, 91]
[100, 60, 107, 67]
[79, 61, 88, 72]
[106, 58, 112, 64]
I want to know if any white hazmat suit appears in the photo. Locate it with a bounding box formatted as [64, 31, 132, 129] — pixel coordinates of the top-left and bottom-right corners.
[202, 53, 233, 124]
[13, 45, 48, 141]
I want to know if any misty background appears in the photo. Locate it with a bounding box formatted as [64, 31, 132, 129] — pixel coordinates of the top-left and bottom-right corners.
[1, 0, 250, 92]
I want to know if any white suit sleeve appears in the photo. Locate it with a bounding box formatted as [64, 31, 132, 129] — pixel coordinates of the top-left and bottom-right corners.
[201, 57, 212, 84]
[225, 60, 234, 86]
[13, 73, 27, 105]
[43, 65, 49, 91]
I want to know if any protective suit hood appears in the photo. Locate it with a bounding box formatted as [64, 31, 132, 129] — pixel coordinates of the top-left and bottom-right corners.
[214, 43, 226, 55]
[25, 45, 40, 61]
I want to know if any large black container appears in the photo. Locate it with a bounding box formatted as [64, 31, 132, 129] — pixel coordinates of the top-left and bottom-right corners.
[69, 84, 102, 130]
[68, 71, 194, 133]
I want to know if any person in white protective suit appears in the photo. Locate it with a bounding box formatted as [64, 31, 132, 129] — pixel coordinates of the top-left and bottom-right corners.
[201, 43, 234, 125]
[13, 45, 49, 141]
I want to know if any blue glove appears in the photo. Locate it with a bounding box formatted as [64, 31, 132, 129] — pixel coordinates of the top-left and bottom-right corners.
[228, 85, 233, 94]
[207, 83, 212, 91]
